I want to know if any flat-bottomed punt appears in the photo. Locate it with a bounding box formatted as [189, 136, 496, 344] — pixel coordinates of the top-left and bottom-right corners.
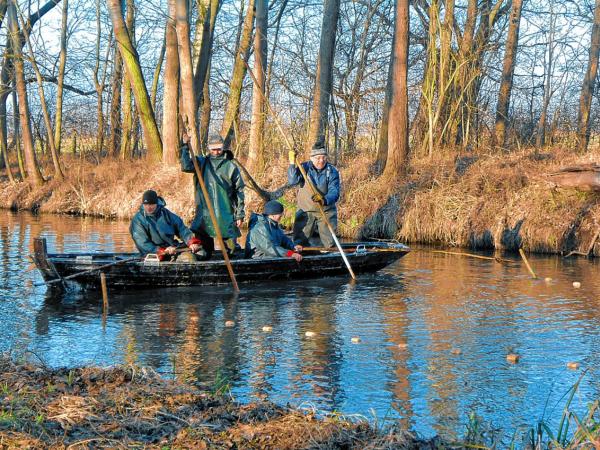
[33, 237, 410, 289]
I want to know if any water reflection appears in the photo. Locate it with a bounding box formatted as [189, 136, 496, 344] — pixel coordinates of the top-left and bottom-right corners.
[1, 211, 600, 440]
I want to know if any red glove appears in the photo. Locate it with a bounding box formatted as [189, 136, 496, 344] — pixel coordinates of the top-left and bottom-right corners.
[187, 237, 202, 247]
[286, 250, 294, 257]
[157, 247, 168, 261]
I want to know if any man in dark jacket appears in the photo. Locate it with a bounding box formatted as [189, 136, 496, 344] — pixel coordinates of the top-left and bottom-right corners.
[288, 142, 340, 248]
[130, 190, 203, 261]
[180, 133, 245, 257]
[245, 200, 303, 261]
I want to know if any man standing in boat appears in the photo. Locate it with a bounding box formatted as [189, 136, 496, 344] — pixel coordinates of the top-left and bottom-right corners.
[245, 200, 303, 261]
[288, 141, 340, 248]
[180, 132, 245, 258]
[130, 190, 203, 261]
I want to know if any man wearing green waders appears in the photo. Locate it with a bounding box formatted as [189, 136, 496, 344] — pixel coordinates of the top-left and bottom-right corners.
[180, 133, 245, 258]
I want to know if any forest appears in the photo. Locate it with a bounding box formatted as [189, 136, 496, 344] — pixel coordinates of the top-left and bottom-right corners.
[1, 0, 600, 254]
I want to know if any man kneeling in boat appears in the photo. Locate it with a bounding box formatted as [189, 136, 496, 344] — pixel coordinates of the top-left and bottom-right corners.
[130, 190, 204, 261]
[245, 200, 303, 262]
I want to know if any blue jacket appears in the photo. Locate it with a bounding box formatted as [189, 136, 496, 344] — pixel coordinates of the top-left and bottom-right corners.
[129, 199, 194, 254]
[245, 213, 295, 258]
[288, 161, 340, 212]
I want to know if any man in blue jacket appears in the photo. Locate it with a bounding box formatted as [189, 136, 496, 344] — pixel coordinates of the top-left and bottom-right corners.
[130, 190, 203, 261]
[288, 142, 340, 248]
[245, 200, 303, 261]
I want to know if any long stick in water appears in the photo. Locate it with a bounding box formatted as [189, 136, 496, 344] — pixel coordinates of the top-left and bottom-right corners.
[241, 58, 356, 280]
[519, 248, 537, 279]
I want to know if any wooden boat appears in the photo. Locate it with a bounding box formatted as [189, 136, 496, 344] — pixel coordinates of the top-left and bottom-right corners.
[32, 237, 410, 289]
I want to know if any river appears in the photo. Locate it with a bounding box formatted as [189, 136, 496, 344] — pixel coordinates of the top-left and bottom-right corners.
[1, 210, 599, 443]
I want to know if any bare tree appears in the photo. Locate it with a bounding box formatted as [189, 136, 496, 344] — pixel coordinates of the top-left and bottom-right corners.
[383, 0, 409, 178]
[307, 0, 341, 151]
[248, 0, 267, 170]
[162, 4, 179, 165]
[577, 0, 600, 152]
[107, 0, 162, 161]
[53, 0, 68, 153]
[493, 0, 524, 149]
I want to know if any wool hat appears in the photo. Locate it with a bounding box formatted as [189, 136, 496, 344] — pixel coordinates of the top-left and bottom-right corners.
[310, 142, 327, 157]
[207, 133, 224, 150]
[263, 200, 284, 215]
[142, 190, 159, 204]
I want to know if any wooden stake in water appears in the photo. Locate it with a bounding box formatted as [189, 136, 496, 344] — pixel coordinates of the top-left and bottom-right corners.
[100, 273, 109, 309]
[518, 248, 537, 279]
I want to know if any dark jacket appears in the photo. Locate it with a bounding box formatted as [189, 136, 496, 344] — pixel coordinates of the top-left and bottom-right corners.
[287, 161, 340, 212]
[245, 213, 295, 258]
[129, 199, 194, 254]
[180, 144, 245, 238]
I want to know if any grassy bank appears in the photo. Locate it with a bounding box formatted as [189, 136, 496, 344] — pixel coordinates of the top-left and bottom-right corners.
[2, 145, 600, 256]
[0, 356, 435, 449]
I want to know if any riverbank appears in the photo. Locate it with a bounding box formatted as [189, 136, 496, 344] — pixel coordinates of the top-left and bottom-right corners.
[0, 356, 439, 449]
[1, 145, 599, 255]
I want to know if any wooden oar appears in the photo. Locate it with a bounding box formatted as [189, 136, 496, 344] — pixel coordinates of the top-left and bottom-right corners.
[242, 58, 356, 280]
[34, 257, 140, 287]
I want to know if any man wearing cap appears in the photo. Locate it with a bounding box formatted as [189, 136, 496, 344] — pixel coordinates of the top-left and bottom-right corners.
[245, 200, 303, 261]
[287, 142, 340, 248]
[130, 190, 204, 261]
[180, 132, 245, 257]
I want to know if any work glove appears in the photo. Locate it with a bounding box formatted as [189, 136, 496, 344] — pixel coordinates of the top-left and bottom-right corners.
[288, 150, 297, 165]
[311, 192, 326, 206]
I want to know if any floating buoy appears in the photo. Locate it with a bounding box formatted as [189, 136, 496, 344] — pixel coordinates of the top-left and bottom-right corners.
[573, 281, 581, 288]
[567, 362, 580, 370]
[262, 326, 272, 332]
[451, 348, 462, 355]
[351, 336, 361, 343]
[225, 320, 235, 327]
[305, 331, 316, 337]
[544, 277, 552, 283]
[397, 343, 408, 349]
[506, 353, 520, 364]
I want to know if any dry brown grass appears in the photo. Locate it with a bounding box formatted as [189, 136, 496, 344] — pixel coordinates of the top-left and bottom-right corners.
[2, 144, 600, 255]
[0, 356, 437, 449]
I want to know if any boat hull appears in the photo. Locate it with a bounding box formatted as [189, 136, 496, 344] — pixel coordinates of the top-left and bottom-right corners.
[33, 238, 410, 289]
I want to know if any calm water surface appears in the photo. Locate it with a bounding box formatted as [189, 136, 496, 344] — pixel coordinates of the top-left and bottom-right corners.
[1, 211, 599, 442]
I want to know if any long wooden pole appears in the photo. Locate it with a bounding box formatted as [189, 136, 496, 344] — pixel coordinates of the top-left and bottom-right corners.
[242, 58, 356, 280]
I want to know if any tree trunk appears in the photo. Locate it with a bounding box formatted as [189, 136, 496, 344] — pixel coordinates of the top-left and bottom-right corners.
[306, 0, 341, 152]
[221, 0, 255, 143]
[493, 0, 523, 149]
[248, 0, 267, 171]
[8, 1, 43, 185]
[173, 0, 201, 154]
[383, 0, 409, 178]
[162, 5, 179, 166]
[535, 4, 556, 149]
[150, 31, 166, 111]
[375, 44, 394, 173]
[21, 10, 64, 179]
[192, 0, 219, 113]
[109, 41, 123, 156]
[200, 70, 211, 148]
[12, 89, 26, 180]
[93, 0, 106, 154]
[577, 0, 600, 152]
[54, 0, 68, 153]
[107, 0, 163, 161]
[120, 0, 135, 159]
